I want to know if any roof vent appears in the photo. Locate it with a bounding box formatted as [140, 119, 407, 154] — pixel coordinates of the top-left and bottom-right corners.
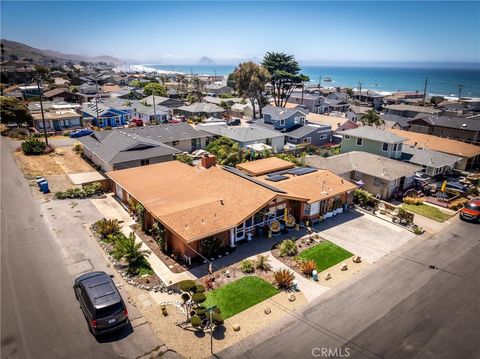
[220, 199, 224, 205]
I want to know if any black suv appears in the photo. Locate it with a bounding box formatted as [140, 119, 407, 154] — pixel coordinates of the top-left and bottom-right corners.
[74, 271, 129, 335]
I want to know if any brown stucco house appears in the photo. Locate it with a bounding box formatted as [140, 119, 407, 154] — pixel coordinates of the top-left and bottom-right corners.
[106, 156, 357, 260]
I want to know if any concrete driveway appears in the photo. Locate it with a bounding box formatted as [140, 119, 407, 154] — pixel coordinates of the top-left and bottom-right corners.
[316, 210, 416, 263]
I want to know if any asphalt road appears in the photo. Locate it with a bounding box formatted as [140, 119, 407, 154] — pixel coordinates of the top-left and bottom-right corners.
[0, 138, 163, 359]
[219, 213, 479, 358]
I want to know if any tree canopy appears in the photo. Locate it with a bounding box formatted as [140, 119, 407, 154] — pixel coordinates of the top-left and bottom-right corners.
[143, 82, 167, 96]
[231, 62, 270, 119]
[360, 109, 385, 127]
[0, 96, 33, 125]
[206, 136, 271, 166]
[262, 52, 309, 107]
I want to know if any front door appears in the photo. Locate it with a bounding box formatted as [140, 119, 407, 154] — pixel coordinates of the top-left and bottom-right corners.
[235, 222, 245, 242]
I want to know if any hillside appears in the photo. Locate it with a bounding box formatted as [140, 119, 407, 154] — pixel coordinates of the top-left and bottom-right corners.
[0, 39, 123, 65]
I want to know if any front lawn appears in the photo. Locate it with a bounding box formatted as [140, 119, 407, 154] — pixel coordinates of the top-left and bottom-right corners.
[299, 240, 352, 272]
[203, 276, 279, 319]
[402, 204, 452, 223]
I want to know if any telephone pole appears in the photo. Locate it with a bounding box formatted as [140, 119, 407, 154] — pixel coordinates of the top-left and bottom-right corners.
[457, 84, 464, 101]
[423, 76, 428, 102]
[36, 78, 49, 146]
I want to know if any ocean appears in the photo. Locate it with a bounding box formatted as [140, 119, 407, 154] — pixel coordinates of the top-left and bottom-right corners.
[138, 64, 480, 98]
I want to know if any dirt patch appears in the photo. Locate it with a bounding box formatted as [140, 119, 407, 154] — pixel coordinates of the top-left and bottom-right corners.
[141, 290, 306, 359]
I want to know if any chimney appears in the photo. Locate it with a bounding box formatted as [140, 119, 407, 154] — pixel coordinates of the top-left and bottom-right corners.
[200, 154, 216, 169]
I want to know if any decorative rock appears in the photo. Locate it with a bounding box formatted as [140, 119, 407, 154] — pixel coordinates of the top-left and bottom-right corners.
[264, 307, 271, 315]
[324, 273, 332, 280]
[288, 293, 296, 302]
[352, 256, 362, 263]
[341, 263, 348, 271]
[232, 324, 241, 331]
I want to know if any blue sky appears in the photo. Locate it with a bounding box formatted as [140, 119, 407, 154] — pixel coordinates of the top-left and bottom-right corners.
[1, 1, 479, 64]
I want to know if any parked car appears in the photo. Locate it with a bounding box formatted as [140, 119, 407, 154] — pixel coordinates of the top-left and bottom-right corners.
[459, 199, 480, 223]
[435, 181, 468, 195]
[227, 118, 241, 126]
[73, 271, 129, 335]
[130, 119, 143, 127]
[70, 129, 94, 138]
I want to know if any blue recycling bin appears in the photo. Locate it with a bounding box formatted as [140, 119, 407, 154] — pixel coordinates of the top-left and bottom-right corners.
[40, 180, 50, 193]
[36, 177, 45, 188]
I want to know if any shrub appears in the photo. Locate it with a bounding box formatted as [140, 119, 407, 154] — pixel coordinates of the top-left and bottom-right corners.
[73, 142, 83, 154]
[278, 239, 298, 257]
[192, 292, 206, 304]
[176, 153, 193, 165]
[63, 130, 71, 137]
[179, 280, 197, 292]
[55, 182, 103, 199]
[300, 259, 317, 276]
[203, 276, 214, 291]
[200, 236, 222, 258]
[112, 232, 151, 275]
[135, 203, 145, 230]
[190, 315, 202, 327]
[255, 255, 272, 271]
[273, 269, 295, 289]
[22, 138, 46, 155]
[240, 260, 255, 274]
[93, 218, 121, 238]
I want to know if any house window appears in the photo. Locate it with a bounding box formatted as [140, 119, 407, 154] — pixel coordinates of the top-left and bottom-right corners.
[140, 159, 150, 166]
[356, 137, 363, 146]
[374, 177, 383, 187]
[99, 118, 104, 126]
[265, 138, 272, 146]
[382, 142, 389, 152]
[344, 135, 350, 140]
[393, 143, 397, 151]
[303, 137, 311, 144]
[417, 125, 423, 131]
[172, 140, 179, 146]
[397, 143, 402, 151]
[288, 136, 297, 142]
[279, 119, 285, 126]
[115, 117, 120, 125]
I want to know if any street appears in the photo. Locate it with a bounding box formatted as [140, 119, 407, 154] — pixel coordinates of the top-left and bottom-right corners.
[0, 138, 169, 359]
[219, 214, 479, 358]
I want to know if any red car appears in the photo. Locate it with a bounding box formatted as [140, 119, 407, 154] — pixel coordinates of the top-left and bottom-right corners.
[459, 199, 480, 223]
[130, 119, 143, 127]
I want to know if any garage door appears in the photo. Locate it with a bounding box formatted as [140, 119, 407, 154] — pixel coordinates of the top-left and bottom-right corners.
[115, 183, 123, 201]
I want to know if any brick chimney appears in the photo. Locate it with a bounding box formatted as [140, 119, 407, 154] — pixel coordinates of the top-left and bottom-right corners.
[200, 154, 216, 169]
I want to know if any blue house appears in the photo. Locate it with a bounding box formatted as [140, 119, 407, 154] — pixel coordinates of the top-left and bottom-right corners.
[81, 101, 132, 128]
[255, 105, 333, 147]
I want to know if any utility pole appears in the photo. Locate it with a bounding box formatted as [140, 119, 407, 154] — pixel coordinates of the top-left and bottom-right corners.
[457, 84, 464, 101]
[318, 75, 321, 88]
[358, 82, 363, 101]
[95, 77, 100, 127]
[152, 93, 157, 123]
[423, 76, 428, 102]
[36, 77, 49, 146]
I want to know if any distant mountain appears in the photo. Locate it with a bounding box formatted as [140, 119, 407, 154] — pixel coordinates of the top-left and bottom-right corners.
[198, 56, 215, 65]
[0, 39, 123, 65]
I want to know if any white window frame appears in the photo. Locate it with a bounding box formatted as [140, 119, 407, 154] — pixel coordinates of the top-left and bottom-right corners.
[344, 134, 350, 140]
[303, 137, 311, 144]
[356, 137, 363, 146]
[279, 119, 285, 126]
[319, 134, 328, 140]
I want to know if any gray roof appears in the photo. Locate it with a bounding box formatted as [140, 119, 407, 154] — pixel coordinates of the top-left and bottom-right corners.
[400, 145, 462, 169]
[198, 125, 284, 142]
[380, 114, 411, 128]
[141, 95, 184, 108]
[129, 101, 171, 116]
[413, 114, 480, 132]
[384, 104, 442, 114]
[204, 83, 232, 91]
[78, 130, 181, 164]
[305, 151, 421, 181]
[339, 126, 407, 143]
[289, 93, 322, 101]
[253, 119, 329, 139]
[177, 102, 225, 114]
[262, 105, 308, 120]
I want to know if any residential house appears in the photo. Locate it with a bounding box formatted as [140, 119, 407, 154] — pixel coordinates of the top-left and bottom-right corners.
[387, 129, 480, 171]
[305, 151, 421, 199]
[129, 101, 172, 123]
[256, 105, 333, 146]
[197, 124, 285, 152]
[288, 93, 349, 114]
[78, 82, 99, 95]
[42, 88, 84, 103]
[339, 126, 407, 159]
[379, 114, 411, 130]
[407, 114, 480, 144]
[141, 95, 184, 109]
[383, 104, 442, 118]
[32, 110, 83, 132]
[106, 157, 356, 259]
[306, 113, 359, 134]
[204, 83, 233, 96]
[400, 145, 462, 176]
[353, 91, 385, 110]
[345, 106, 372, 123]
[0, 60, 35, 83]
[230, 102, 258, 118]
[385, 92, 424, 105]
[81, 101, 132, 128]
[78, 123, 209, 171]
[175, 102, 225, 118]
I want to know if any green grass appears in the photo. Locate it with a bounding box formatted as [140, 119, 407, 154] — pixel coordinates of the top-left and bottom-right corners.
[402, 204, 452, 223]
[299, 240, 353, 272]
[203, 276, 279, 319]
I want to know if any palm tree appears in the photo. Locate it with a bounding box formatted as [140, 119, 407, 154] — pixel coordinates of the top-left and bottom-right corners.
[113, 232, 151, 274]
[360, 109, 385, 127]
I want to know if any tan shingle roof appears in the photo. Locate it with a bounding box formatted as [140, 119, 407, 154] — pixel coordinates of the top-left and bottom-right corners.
[236, 157, 294, 176]
[387, 129, 480, 158]
[106, 161, 276, 242]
